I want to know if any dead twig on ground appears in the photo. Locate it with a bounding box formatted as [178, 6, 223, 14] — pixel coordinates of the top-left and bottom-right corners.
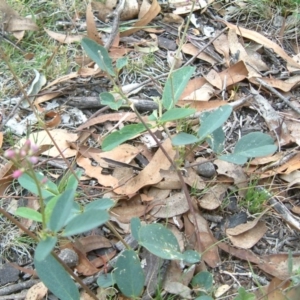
[255, 77, 300, 115]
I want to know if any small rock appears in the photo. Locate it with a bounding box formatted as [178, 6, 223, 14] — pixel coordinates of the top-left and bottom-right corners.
[58, 249, 78, 268]
[196, 161, 216, 178]
[0, 263, 19, 286]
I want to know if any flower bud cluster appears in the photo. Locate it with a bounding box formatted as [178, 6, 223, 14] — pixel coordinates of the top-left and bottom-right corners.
[4, 140, 39, 179]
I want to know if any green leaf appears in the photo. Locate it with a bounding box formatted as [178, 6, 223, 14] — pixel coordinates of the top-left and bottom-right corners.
[138, 224, 183, 260]
[65, 169, 82, 191]
[115, 249, 145, 297]
[198, 105, 232, 140]
[130, 217, 141, 241]
[192, 271, 213, 291]
[233, 132, 277, 158]
[116, 57, 128, 70]
[195, 296, 214, 300]
[81, 38, 115, 76]
[62, 209, 109, 236]
[48, 189, 75, 233]
[162, 66, 195, 110]
[182, 250, 201, 264]
[18, 173, 58, 198]
[35, 236, 57, 262]
[100, 92, 123, 110]
[218, 154, 247, 165]
[206, 127, 225, 153]
[64, 201, 82, 225]
[172, 133, 200, 146]
[34, 254, 79, 300]
[85, 198, 114, 211]
[102, 124, 146, 151]
[14, 207, 42, 222]
[233, 287, 256, 300]
[97, 273, 115, 288]
[160, 108, 195, 122]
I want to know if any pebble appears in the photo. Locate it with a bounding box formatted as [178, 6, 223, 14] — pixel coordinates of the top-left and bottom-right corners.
[196, 161, 216, 178]
[58, 249, 78, 268]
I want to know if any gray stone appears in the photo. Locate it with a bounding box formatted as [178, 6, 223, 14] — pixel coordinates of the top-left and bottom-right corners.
[58, 249, 78, 268]
[196, 161, 216, 178]
[0, 263, 19, 286]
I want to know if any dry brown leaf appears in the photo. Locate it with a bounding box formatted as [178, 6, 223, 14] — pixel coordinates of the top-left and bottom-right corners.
[76, 112, 146, 131]
[214, 159, 248, 197]
[286, 119, 300, 146]
[221, 20, 300, 69]
[181, 61, 248, 100]
[74, 235, 112, 253]
[199, 184, 228, 210]
[188, 212, 221, 268]
[114, 139, 176, 195]
[256, 77, 300, 92]
[184, 168, 206, 189]
[34, 92, 61, 107]
[227, 29, 263, 77]
[111, 203, 152, 223]
[120, 0, 161, 37]
[25, 282, 48, 300]
[42, 72, 79, 91]
[183, 83, 215, 101]
[19, 129, 78, 158]
[226, 221, 267, 249]
[182, 43, 218, 65]
[44, 28, 83, 44]
[213, 31, 230, 66]
[150, 192, 189, 218]
[0, 132, 3, 148]
[72, 246, 100, 276]
[89, 144, 140, 167]
[204, 69, 223, 89]
[44, 111, 61, 128]
[86, 2, 103, 45]
[177, 100, 228, 111]
[76, 156, 119, 188]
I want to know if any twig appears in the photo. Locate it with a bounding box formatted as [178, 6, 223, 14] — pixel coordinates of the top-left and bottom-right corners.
[183, 28, 228, 67]
[0, 280, 39, 296]
[104, 0, 126, 49]
[255, 77, 300, 114]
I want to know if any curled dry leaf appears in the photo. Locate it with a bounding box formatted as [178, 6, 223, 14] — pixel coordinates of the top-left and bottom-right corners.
[114, 139, 176, 195]
[18, 129, 78, 158]
[214, 159, 248, 197]
[44, 28, 83, 44]
[120, 0, 161, 37]
[92, 0, 138, 22]
[198, 184, 228, 210]
[86, 2, 103, 45]
[182, 43, 218, 65]
[226, 221, 268, 249]
[187, 212, 221, 268]
[150, 192, 189, 218]
[180, 61, 248, 100]
[221, 20, 300, 70]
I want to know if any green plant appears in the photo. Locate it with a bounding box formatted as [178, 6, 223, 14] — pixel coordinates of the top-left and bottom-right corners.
[0, 35, 279, 300]
[81, 37, 277, 164]
[2, 140, 113, 299]
[239, 179, 270, 214]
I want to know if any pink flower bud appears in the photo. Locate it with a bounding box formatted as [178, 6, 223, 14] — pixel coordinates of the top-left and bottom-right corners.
[20, 150, 27, 157]
[41, 177, 48, 184]
[30, 143, 39, 153]
[12, 169, 23, 179]
[4, 149, 15, 159]
[29, 156, 39, 164]
[24, 140, 31, 147]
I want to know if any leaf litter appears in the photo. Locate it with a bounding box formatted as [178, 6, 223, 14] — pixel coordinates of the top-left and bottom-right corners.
[1, 0, 300, 299]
